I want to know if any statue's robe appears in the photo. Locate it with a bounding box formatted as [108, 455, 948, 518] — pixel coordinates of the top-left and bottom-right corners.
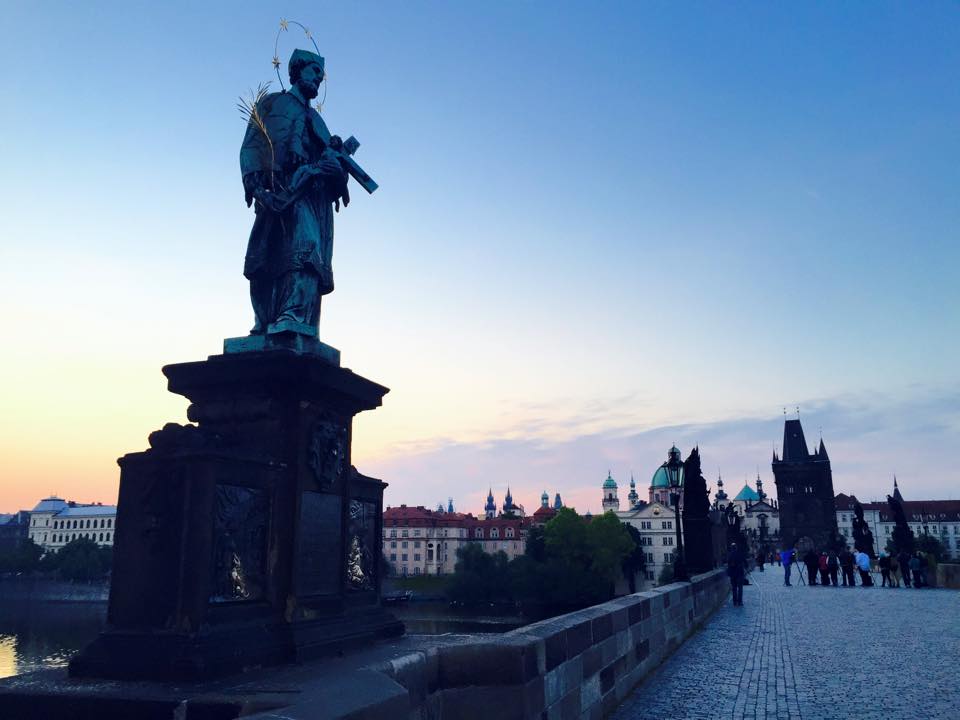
[239, 87, 345, 332]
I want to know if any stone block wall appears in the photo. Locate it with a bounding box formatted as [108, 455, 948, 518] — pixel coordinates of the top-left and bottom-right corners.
[367, 568, 729, 720]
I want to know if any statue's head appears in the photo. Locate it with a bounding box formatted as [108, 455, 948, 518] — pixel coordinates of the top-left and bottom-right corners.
[289, 49, 325, 99]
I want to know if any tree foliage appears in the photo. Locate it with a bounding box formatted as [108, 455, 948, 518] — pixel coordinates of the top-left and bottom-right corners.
[0, 538, 43, 573]
[48, 537, 112, 581]
[445, 508, 640, 618]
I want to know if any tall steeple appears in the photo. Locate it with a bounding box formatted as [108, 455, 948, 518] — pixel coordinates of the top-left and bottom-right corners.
[447, 497, 454, 513]
[540, 490, 549, 508]
[484, 487, 496, 520]
[714, 472, 728, 507]
[817, 438, 829, 462]
[781, 419, 810, 461]
[756, 473, 765, 501]
[554, 492, 563, 510]
[627, 474, 639, 508]
[893, 476, 904, 503]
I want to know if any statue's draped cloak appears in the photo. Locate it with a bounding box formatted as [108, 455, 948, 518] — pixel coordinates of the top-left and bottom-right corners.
[240, 90, 337, 292]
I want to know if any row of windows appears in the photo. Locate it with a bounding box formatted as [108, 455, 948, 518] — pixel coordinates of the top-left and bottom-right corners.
[53, 518, 112, 530]
[47, 532, 111, 544]
[638, 520, 674, 530]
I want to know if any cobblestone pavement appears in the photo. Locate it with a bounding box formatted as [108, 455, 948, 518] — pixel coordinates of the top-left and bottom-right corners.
[612, 566, 960, 719]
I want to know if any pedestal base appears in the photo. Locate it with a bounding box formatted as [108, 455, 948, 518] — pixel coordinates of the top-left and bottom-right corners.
[69, 350, 402, 681]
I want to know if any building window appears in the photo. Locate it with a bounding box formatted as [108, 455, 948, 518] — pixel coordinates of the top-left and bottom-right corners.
[414, 553, 421, 561]
[475, 528, 483, 539]
[401, 529, 409, 537]
[401, 554, 408, 562]
[662, 521, 672, 530]
[402, 567, 408, 576]
[641, 521, 651, 530]
[413, 529, 421, 537]
[786, 486, 795, 494]
[107, 519, 112, 528]
[390, 541, 396, 548]
[390, 529, 397, 537]
[106, 533, 111, 542]
[506, 527, 514, 538]
[414, 541, 421, 548]
[401, 541, 408, 549]
[99, 533, 104, 542]
[414, 567, 421, 575]
[663, 536, 674, 546]
[491, 528, 499, 539]
[664, 552, 673, 563]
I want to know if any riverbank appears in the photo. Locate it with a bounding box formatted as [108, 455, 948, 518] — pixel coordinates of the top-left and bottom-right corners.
[0, 577, 108, 603]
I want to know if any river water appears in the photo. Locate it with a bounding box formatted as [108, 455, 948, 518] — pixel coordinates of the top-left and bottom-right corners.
[0, 597, 521, 679]
[0, 599, 105, 679]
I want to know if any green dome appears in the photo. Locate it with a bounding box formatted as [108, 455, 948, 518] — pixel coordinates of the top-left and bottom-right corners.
[602, 471, 617, 490]
[651, 464, 684, 488]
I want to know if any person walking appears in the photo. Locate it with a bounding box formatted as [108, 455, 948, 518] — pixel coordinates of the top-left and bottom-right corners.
[803, 549, 819, 586]
[827, 549, 840, 586]
[898, 549, 912, 588]
[775, 551, 781, 567]
[726, 543, 746, 606]
[839, 547, 856, 587]
[780, 547, 794, 586]
[878, 553, 891, 587]
[855, 549, 873, 586]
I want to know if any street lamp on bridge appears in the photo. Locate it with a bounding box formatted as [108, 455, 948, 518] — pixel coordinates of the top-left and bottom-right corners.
[665, 446, 688, 582]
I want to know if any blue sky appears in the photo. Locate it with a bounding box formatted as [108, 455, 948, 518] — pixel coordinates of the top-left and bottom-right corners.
[0, 2, 958, 513]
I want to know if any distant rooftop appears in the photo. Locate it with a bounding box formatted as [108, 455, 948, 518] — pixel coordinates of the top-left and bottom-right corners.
[31, 497, 67, 513]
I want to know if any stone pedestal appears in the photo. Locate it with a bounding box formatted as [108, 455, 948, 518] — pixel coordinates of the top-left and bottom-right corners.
[70, 347, 403, 681]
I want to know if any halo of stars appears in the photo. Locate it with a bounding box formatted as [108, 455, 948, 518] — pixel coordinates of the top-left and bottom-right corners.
[273, 18, 327, 112]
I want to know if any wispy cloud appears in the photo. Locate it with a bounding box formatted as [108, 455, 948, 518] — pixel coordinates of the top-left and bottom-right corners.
[363, 385, 960, 516]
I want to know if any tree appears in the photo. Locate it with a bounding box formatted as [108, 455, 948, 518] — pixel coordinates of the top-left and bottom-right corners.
[658, 564, 675, 586]
[54, 537, 111, 582]
[585, 511, 635, 586]
[446, 543, 511, 607]
[0, 538, 43, 573]
[915, 534, 945, 562]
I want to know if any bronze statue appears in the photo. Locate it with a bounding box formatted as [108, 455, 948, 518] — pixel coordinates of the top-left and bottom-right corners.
[851, 500, 876, 557]
[239, 49, 376, 338]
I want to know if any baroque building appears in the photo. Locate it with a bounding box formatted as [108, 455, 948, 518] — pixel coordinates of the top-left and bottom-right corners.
[27, 496, 117, 552]
[835, 479, 960, 560]
[772, 418, 838, 550]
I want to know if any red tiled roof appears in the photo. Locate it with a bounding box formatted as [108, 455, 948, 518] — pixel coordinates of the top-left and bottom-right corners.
[834, 495, 960, 521]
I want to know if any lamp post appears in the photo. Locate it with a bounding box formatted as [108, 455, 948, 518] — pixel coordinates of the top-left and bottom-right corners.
[665, 446, 688, 581]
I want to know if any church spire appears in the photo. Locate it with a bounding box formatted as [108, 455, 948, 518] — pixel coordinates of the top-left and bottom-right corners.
[818, 437, 829, 461]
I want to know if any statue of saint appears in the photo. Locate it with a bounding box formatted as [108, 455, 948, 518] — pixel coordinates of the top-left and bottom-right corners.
[239, 49, 350, 337]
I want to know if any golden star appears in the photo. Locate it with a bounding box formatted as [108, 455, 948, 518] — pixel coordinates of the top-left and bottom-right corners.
[279, 18, 289, 31]
[272, 55, 281, 69]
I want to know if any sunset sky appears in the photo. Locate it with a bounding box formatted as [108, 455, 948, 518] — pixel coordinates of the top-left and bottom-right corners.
[1, 2, 958, 516]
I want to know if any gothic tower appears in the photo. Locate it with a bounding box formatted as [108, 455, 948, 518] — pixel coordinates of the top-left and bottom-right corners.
[772, 418, 838, 550]
[484, 488, 497, 520]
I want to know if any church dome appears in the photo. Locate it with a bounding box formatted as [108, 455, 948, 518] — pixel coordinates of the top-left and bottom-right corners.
[602, 471, 617, 490]
[651, 465, 685, 488]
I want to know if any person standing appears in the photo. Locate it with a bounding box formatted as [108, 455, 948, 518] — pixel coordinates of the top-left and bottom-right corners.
[889, 554, 901, 587]
[818, 552, 830, 585]
[775, 551, 781, 567]
[839, 547, 856, 587]
[726, 543, 746, 606]
[827, 549, 840, 586]
[909, 553, 922, 587]
[898, 549, 912, 588]
[878, 553, 891, 587]
[756, 550, 765, 572]
[855, 549, 873, 586]
[803, 549, 819, 586]
[780, 547, 794, 586]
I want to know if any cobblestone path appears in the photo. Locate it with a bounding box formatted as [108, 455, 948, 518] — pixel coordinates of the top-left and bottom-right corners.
[612, 566, 960, 719]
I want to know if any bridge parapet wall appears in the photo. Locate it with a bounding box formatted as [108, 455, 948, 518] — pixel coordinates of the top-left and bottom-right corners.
[367, 568, 729, 720]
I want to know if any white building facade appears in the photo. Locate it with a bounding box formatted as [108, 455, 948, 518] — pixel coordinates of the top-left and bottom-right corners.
[27, 496, 117, 551]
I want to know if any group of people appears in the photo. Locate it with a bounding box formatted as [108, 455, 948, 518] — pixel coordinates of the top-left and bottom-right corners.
[726, 543, 935, 605]
[777, 547, 933, 589]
